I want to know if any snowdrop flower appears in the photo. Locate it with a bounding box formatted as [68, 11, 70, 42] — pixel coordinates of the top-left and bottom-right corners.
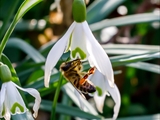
[90, 70, 120, 119]
[44, 0, 121, 119]
[45, 0, 114, 88]
[0, 63, 41, 120]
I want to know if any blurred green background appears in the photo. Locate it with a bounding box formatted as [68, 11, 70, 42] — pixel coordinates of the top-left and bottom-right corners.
[0, 0, 159, 120]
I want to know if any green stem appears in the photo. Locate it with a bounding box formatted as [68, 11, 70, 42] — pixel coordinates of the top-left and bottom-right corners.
[0, 0, 19, 40]
[0, 19, 17, 59]
[51, 73, 63, 120]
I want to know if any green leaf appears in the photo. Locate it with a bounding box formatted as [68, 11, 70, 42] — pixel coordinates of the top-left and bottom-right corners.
[0, 0, 42, 57]
[14, 0, 42, 23]
[7, 38, 45, 63]
[103, 44, 159, 55]
[37, 100, 102, 119]
[127, 62, 160, 74]
[87, 0, 125, 24]
[111, 51, 160, 67]
[118, 114, 160, 120]
[90, 13, 160, 31]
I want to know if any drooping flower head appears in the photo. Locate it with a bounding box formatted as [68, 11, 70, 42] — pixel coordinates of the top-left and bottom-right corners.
[0, 62, 41, 120]
[44, 0, 121, 119]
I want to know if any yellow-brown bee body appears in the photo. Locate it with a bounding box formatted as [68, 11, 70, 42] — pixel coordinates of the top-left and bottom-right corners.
[60, 59, 96, 94]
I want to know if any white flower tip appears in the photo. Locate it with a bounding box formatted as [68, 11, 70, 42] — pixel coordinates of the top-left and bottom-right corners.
[108, 80, 115, 88]
[44, 81, 49, 88]
[33, 113, 37, 118]
[44, 72, 51, 88]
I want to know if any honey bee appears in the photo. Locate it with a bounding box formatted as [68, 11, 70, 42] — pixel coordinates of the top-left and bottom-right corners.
[60, 59, 96, 94]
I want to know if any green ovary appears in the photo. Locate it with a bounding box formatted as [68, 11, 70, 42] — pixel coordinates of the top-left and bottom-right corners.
[71, 47, 86, 60]
[10, 102, 25, 114]
[96, 86, 103, 96]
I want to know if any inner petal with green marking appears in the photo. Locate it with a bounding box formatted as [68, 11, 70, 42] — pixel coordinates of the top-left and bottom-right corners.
[71, 47, 87, 60]
[10, 102, 25, 114]
[96, 86, 103, 96]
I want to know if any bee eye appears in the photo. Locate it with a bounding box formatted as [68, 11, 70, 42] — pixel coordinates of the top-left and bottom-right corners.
[61, 62, 71, 71]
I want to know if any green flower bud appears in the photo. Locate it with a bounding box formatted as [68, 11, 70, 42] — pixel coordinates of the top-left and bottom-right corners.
[72, 0, 86, 22]
[0, 62, 12, 82]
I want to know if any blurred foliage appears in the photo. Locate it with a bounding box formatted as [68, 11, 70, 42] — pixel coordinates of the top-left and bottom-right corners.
[0, 0, 160, 120]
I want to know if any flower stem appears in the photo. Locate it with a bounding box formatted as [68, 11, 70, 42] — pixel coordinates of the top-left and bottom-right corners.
[0, 19, 17, 59]
[51, 73, 63, 120]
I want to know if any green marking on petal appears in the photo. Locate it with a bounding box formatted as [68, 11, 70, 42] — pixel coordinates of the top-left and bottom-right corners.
[65, 33, 73, 52]
[2, 105, 6, 116]
[96, 86, 102, 96]
[71, 47, 86, 60]
[10, 102, 24, 114]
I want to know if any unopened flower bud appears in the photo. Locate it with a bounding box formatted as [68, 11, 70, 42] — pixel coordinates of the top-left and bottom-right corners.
[0, 62, 12, 82]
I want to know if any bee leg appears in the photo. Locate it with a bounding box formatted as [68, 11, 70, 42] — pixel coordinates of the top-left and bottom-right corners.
[88, 67, 96, 75]
[79, 74, 88, 85]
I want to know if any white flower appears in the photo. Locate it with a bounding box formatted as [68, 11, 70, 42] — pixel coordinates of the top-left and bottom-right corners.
[90, 70, 120, 120]
[44, 20, 121, 119]
[0, 81, 41, 120]
[45, 21, 114, 88]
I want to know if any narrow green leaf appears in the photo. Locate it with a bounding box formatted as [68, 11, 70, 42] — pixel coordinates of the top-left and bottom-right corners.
[90, 13, 160, 31]
[111, 51, 160, 67]
[0, 0, 19, 39]
[118, 114, 160, 120]
[87, 0, 125, 24]
[102, 44, 159, 55]
[0, 0, 42, 57]
[37, 100, 102, 119]
[14, 0, 42, 23]
[7, 38, 45, 63]
[127, 62, 160, 74]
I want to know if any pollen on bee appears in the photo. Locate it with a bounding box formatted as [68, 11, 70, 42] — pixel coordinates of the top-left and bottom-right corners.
[79, 78, 86, 85]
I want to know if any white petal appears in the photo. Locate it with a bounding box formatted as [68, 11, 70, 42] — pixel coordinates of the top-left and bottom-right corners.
[44, 22, 76, 87]
[5, 82, 27, 115]
[82, 21, 114, 87]
[0, 83, 7, 117]
[74, 89, 85, 110]
[89, 70, 110, 96]
[12, 82, 41, 118]
[94, 92, 106, 113]
[70, 22, 88, 60]
[105, 80, 121, 120]
[3, 110, 10, 120]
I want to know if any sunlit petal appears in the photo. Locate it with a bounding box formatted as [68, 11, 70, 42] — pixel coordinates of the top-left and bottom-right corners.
[70, 22, 88, 60]
[5, 82, 26, 115]
[88, 69, 109, 96]
[82, 21, 114, 87]
[12, 82, 41, 118]
[74, 89, 85, 110]
[44, 22, 76, 87]
[3, 110, 10, 120]
[94, 92, 106, 113]
[0, 83, 7, 117]
[105, 80, 121, 120]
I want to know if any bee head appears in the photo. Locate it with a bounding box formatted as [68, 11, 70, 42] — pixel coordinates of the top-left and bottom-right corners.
[60, 59, 81, 71]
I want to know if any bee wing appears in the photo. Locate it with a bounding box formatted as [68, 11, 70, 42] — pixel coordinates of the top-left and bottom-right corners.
[72, 83, 86, 99]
